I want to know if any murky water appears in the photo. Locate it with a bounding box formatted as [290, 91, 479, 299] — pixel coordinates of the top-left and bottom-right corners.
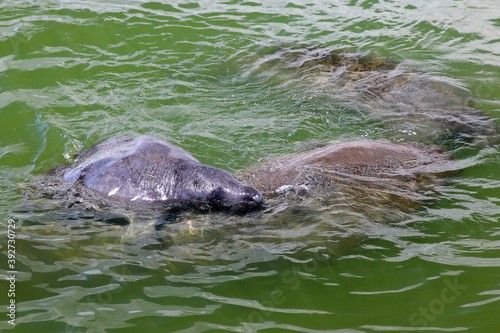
[1, 1, 500, 332]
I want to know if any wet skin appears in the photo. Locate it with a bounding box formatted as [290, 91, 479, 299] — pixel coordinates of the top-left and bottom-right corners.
[62, 135, 263, 211]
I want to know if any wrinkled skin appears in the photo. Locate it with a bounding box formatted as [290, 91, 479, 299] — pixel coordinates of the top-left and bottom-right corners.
[238, 140, 456, 223]
[56, 135, 263, 211]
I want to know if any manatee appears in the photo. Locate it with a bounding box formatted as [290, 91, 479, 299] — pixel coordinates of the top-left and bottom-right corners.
[57, 135, 263, 211]
[238, 140, 456, 222]
[254, 47, 499, 145]
[278, 48, 471, 109]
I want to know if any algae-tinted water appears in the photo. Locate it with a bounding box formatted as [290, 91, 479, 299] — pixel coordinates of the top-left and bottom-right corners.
[1, 1, 500, 332]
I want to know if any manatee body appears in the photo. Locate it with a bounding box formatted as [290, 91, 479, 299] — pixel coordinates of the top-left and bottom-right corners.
[259, 47, 498, 145]
[329, 61, 498, 142]
[61, 135, 263, 210]
[289, 48, 472, 110]
[238, 140, 454, 222]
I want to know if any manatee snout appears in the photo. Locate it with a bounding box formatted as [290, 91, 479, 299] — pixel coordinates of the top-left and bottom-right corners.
[225, 184, 264, 210]
[202, 167, 263, 210]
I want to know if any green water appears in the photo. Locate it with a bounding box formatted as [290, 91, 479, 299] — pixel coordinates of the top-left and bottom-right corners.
[1, 0, 500, 332]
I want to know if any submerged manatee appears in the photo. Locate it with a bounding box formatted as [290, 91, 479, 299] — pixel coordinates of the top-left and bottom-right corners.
[254, 47, 499, 145]
[238, 140, 456, 223]
[57, 135, 263, 211]
[329, 58, 498, 144]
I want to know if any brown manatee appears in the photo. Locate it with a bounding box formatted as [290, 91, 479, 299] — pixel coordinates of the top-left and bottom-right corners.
[57, 135, 263, 211]
[238, 140, 456, 223]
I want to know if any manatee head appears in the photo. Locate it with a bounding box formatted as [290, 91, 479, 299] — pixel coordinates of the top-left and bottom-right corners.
[173, 163, 263, 211]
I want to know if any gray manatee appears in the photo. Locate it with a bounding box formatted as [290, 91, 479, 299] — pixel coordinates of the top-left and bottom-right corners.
[61, 135, 263, 211]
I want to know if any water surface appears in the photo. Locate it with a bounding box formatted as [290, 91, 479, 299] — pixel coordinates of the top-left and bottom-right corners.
[1, 1, 500, 332]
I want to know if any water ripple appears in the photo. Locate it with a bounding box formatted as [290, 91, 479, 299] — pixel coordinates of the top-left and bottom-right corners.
[2, 1, 500, 332]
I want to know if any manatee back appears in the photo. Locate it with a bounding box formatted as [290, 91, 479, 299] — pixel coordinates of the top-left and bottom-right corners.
[285, 140, 442, 174]
[61, 135, 263, 209]
[237, 140, 455, 223]
[63, 135, 201, 202]
[239, 140, 454, 195]
[374, 73, 473, 110]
